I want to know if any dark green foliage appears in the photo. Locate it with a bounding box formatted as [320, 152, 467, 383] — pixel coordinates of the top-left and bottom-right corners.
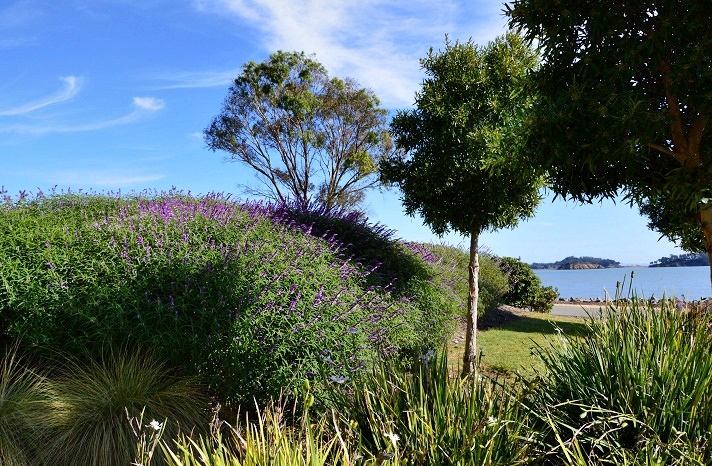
[650, 253, 710, 267]
[499, 257, 540, 306]
[498, 257, 557, 312]
[506, 0, 712, 262]
[530, 300, 712, 463]
[381, 34, 542, 237]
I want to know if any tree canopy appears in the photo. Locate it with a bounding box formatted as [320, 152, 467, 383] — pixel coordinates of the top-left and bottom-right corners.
[381, 34, 543, 374]
[205, 51, 392, 210]
[507, 0, 711, 279]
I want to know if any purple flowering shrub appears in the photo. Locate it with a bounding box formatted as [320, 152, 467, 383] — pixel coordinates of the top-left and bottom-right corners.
[0, 190, 455, 403]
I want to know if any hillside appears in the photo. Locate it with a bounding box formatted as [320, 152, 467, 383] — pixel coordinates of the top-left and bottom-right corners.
[650, 253, 710, 267]
[531, 256, 621, 270]
[0, 191, 506, 404]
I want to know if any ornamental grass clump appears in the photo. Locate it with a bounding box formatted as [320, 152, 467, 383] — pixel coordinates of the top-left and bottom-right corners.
[41, 349, 208, 466]
[529, 297, 712, 464]
[0, 345, 53, 466]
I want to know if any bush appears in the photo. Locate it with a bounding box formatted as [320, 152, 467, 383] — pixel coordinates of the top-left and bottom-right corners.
[529, 299, 712, 463]
[0, 192, 456, 404]
[529, 285, 558, 313]
[323, 350, 534, 465]
[498, 256, 557, 312]
[424, 244, 510, 317]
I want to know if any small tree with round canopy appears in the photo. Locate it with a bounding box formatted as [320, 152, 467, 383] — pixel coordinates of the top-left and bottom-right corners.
[381, 34, 544, 375]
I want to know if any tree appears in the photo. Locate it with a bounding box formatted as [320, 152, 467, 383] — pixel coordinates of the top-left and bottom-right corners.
[205, 51, 392, 210]
[380, 34, 543, 375]
[507, 0, 712, 284]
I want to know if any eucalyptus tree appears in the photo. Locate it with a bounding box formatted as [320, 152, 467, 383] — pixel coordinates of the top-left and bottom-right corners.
[507, 0, 712, 283]
[205, 51, 392, 210]
[381, 34, 543, 375]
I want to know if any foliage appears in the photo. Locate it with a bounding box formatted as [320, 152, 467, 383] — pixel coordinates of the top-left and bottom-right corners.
[0, 345, 53, 466]
[425, 243, 510, 316]
[0, 190, 454, 404]
[204, 51, 392, 210]
[506, 0, 712, 263]
[381, 33, 543, 374]
[381, 34, 541, 237]
[314, 351, 535, 465]
[266, 202, 460, 353]
[161, 395, 356, 466]
[529, 285, 557, 313]
[650, 252, 710, 267]
[529, 299, 712, 463]
[499, 257, 540, 306]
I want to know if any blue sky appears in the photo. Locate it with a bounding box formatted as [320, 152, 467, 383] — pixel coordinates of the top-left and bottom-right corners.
[0, 0, 688, 265]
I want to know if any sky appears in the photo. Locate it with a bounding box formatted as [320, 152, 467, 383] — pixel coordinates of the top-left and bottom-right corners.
[0, 0, 689, 265]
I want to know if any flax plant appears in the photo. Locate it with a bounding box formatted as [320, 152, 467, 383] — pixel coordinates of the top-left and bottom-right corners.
[529, 297, 712, 464]
[327, 350, 535, 465]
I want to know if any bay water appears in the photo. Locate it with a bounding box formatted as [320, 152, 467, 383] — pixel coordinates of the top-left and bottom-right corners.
[534, 266, 711, 301]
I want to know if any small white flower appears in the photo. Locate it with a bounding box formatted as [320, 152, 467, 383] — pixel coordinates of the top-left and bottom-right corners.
[487, 416, 498, 424]
[148, 419, 163, 431]
[384, 431, 400, 448]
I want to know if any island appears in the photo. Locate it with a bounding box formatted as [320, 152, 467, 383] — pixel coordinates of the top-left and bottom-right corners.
[531, 256, 621, 270]
[649, 253, 710, 267]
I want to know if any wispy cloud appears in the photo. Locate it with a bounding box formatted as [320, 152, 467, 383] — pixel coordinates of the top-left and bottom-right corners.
[151, 69, 240, 89]
[0, 96, 165, 135]
[51, 169, 166, 187]
[193, 0, 509, 108]
[0, 76, 83, 116]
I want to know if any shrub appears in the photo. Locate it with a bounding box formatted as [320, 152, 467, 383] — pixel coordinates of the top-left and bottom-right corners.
[529, 285, 558, 313]
[424, 243, 510, 317]
[498, 256, 557, 311]
[0, 191, 455, 404]
[529, 299, 712, 464]
[498, 256, 541, 307]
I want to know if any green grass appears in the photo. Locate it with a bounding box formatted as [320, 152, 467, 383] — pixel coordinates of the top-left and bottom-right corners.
[448, 309, 589, 375]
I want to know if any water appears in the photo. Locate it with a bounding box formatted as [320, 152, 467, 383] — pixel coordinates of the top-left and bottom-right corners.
[534, 266, 712, 301]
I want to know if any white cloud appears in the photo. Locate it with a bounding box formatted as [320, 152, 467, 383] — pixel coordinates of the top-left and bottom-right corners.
[0, 95, 165, 135]
[0, 76, 83, 116]
[132, 96, 165, 111]
[195, 0, 509, 108]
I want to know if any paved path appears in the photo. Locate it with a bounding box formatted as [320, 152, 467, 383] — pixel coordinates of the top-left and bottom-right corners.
[550, 303, 607, 318]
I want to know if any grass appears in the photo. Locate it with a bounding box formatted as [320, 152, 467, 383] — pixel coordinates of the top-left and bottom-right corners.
[448, 307, 590, 376]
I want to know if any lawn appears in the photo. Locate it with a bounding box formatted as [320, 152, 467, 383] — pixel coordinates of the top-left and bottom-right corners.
[448, 307, 590, 376]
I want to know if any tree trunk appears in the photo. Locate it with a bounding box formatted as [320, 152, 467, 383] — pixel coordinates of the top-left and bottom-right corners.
[698, 206, 712, 289]
[462, 232, 480, 377]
